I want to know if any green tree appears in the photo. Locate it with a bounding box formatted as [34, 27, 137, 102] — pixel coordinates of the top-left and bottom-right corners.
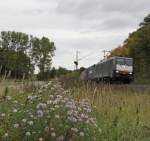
[31, 37, 56, 80]
[0, 31, 33, 78]
[109, 14, 150, 83]
[140, 14, 150, 27]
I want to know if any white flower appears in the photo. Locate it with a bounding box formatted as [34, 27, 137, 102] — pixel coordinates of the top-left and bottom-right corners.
[50, 128, 55, 131]
[30, 114, 34, 118]
[56, 135, 64, 141]
[1, 113, 6, 117]
[27, 95, 33, 100]
[13, 109, 18, 113]
[37, 110, 44, 117]
[54, 105, 59, 108]
[79, 132, 84, 137]
[13, 100, 18, 104]
[68, 116, 77, 123]
[14, 123, 19, 128]
[55, 115, 60, 119]
[36, 103, 47, 109]
[47, 100, 52, 104]
[98, 128, 102, 133]
[22, 118, 27, 123]
[71, 128, 78, 133]
[6, 96, 12, 100]
[51, 132, 56, 138]
[26, 132, 31, 136]
[4, 133, 8, 137]
[39, 137, 43, 141]
[28, 121, 33, 126]
[50, 108, 55, 111]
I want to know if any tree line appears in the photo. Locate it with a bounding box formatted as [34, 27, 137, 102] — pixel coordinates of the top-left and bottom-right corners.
[0, 31, 55, 80]
[110, 14, 150, 83]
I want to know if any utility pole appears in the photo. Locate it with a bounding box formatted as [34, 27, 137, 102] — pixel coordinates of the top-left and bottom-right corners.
[74, 51, 79, 70]
[102, 50, 111, 59]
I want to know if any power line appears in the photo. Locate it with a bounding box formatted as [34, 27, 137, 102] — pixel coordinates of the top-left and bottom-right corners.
[78, 51, 101, 61]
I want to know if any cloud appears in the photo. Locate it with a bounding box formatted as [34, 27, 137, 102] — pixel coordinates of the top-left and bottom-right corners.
[57, 0, 150, 31]
[0, 0, 149, 69]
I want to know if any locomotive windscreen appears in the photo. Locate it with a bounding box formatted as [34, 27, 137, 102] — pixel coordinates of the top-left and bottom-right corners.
[116, 58, 133, 66]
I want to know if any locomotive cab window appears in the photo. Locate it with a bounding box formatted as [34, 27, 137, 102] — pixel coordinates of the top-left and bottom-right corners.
[116, 58, 124, 65]
[125, 59, 133, 66]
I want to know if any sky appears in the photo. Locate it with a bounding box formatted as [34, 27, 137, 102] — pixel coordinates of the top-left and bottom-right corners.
[0, 0, 149, 70]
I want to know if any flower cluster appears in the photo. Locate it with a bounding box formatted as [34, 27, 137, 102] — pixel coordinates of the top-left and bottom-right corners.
[0, 80, 101, 141]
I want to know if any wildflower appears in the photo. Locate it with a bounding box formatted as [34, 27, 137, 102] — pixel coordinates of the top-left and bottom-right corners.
[28, 121, 33, 126]
[13, 100, 18, 104]
[14, 123, 19, 128]
[55, 115, 60, 119]
[56, 135, 64, 141]
[39, 137, 43, 141]
[71, 128, 78, 133]
[13, 109, 18, 113]
[79, 132, 84, 137]
[26, 132, 31, 136]
[6, 96, 12, 100]
[51, 132, 56, 138]
[37, 110, 44, 117]
[29, 114, 34, 118]
[47, 100, 52, 104]
[27, 95, 33, 100]
[4, 133, 8, 137]
[1, 113, 6, 117]
[36, 103, 47, 109]
[98, 128, 102, 133]
[68, 116, 77, 123]
[44, 126, 49, 132]
[50, 108, 55, 111]
[22, 118, 27, 123]
[54, 105, 59, 108]
[50, 128, 55, 131]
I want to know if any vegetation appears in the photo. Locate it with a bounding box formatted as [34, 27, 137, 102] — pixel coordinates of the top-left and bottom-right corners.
[0, 80, 150, 141]
[0, 31, 55, 80]
[0, 80, 100, 141]
[110, 14, 150, 83]
[61, 79, 150, 141]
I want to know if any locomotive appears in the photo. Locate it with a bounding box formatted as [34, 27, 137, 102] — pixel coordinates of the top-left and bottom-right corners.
[80, 56, 133, 83]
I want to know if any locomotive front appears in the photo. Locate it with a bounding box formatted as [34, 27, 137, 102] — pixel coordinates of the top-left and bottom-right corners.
[114, 57, 133, 83]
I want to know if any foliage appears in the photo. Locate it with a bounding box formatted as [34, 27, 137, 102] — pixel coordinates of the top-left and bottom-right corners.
[0, 31, 56, 80]
[0, 31, 32, 79]
[37, 67, 72, 80]
[0, 80, 100, 141]
[31, 37, 56, 80]
[110, 14, 150, 83]
[109, 45, 128, 57]
[66, 80, 150, 141]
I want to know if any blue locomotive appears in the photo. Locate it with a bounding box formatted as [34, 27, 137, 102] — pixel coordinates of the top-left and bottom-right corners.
[80, 56, 133, 83]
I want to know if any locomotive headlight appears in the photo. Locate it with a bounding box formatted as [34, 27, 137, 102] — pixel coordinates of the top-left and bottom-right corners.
[129, 72, 132, 75]
[116, 70, 119, 73]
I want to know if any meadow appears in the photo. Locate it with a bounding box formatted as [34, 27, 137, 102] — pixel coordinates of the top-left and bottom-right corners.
[0, 79, 150, 141]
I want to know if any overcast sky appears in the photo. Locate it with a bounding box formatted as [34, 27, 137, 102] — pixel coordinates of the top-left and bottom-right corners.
[0, 0, 149, 70]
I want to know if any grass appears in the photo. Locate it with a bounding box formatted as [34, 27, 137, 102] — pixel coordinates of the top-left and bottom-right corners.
[66, 81, 150, 141]
[0, 79, 150, 140]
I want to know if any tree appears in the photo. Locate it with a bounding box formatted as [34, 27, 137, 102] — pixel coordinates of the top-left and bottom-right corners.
[109, 45, 128, 57]
[0, 31, 33, 78]
[110, 14, 150, 82]
[31, 37, 56, 80]
[140, 14, 150, 27]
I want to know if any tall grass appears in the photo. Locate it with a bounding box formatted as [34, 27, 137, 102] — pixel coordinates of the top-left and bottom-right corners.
[65, 80, 150, 141]
[0, 78, 150, 141]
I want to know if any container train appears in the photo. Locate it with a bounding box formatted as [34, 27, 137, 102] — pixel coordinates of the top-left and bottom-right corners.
[80, 56, 133, 83]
